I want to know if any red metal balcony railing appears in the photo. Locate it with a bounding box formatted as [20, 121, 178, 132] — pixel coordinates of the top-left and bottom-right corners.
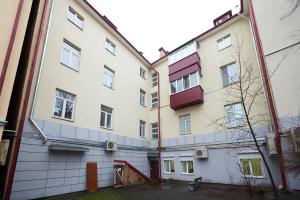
[170, 86, 204, 110]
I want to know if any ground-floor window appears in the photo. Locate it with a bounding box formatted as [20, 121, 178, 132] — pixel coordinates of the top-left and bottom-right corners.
[164, 159, 175, 173]
[181, 160, 194, 174]
[240, 157, 263, 178]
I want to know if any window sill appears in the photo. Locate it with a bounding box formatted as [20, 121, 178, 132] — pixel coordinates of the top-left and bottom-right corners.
[52, 116, 74, 122]
[222, 81, 239, 88]
[164, 172, 175, 174]
[181, 173, 194, 176]
[244, 175, 264, 179]
[179, 132, 192, 136]
[218, 44, 232, 51]
[105, 48, 116, 56]
[150, 107, 158, 111]
[103, 84, 115, 90]
[67, 18, 84, 31]
[60, 62, 79, 72]
[100, 126, 113, 131]
[139, 137, 147, 140]
[227, 124, 246, 129]
[140, 104, 147, 108]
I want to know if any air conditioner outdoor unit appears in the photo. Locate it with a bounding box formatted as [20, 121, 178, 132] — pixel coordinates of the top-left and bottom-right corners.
[195, 147, 208, 158]
[106, 141, 117, 151]
[290, 127, 300, 152]
[267, 133, 277, 155]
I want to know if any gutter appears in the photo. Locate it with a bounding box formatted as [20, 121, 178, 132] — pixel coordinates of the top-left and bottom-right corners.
[248, 0, 287, 190]
[150, 67, 161, 180]
[3, 1, 50, 199]
[29, 0, 55, 144]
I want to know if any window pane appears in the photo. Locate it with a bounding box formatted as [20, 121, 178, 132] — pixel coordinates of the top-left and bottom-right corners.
[106, 114, 112, 128]
[64, 101, 73, 119]
[241, 159, 251, 176]
[177, 79, 183, 92]
[100, 112, 106, 127]
[170, 160, 175, 172]
[54, 98, 64, 117]
[171, 81, 176, 94]
[228, 63, 238, 83]
[188, 161, 194, 173]
[62, 48, 70, 66]
[183, 75, 190, 89]
[221, 67, 229, 85]
[190, 72, 198, 87]
[251, 159, 263, 176]
[71, 53, 79, 69]
[181, 161, 187, 173]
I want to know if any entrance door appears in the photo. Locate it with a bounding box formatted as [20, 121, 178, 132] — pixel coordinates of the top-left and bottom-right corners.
[150, 160, 159, 182]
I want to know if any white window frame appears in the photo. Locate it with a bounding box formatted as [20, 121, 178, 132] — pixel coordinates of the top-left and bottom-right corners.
[103, 66, 114, 89]
[61, 40, 80, 71]
[163, 159, 175, 173]
[139, 120, 146, 138]
[170, 71, 200, 95]
[224, 103, 245, 128]
[151, 92, 158, 109]
[180, 160, 194, 175]
[53, 89, 76, 121]
[217, 34, 231, 50]
[152, 73, 158, 87]
[100, 105, 113, 129]
[105, 38, 116, 55]
[67, 7, 84, 29]
[179, 114, 191, 135]
[140, 89, 146, 106]
[151, 122, 158, 139]
[221, 62, 239, 86]
[168, 41, 197, 65]
[239, 155, 264, 178]
[140, 67, 146, 79]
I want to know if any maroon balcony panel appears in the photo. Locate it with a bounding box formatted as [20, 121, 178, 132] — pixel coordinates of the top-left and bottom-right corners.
[168, 52, 200, 75]
[169, 63, 199, 82]
[170, 86, 204, 110]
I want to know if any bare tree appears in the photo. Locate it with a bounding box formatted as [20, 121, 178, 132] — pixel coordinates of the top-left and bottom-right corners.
[209, 35, 287, 199]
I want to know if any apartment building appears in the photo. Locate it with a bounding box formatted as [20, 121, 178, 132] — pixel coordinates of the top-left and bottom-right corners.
[1, 0, 299, 199]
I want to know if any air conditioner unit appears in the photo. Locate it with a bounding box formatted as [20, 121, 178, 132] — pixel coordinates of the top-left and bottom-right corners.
[267, 133, 277, 155]
[290, 127, 300, 152]
[195, 147, 208, 158]
[106, 141, 117, 151]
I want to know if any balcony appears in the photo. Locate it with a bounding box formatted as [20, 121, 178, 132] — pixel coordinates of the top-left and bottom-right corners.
[170, 86, 204, 110]
[169, 52, 200, 78]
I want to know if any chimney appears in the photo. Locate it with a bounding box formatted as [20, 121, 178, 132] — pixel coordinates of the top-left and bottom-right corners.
[158, 47, 167, 58]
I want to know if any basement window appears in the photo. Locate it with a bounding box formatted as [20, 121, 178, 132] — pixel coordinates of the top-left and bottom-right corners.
[240, 157, 263, 178]
[181, 160, 194, 175]
[164, 159, 175, 173]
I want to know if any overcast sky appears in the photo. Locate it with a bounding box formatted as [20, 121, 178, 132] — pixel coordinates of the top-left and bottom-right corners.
[87, 0, 240, 62]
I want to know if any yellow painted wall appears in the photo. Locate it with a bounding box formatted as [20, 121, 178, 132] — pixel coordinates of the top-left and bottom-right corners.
[152, 18, 270, 139]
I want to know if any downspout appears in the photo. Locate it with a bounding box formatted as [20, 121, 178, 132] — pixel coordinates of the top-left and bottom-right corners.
[151, 67, 161, 180]
[248, 0, 287, 190]
[29, 0, 55, 144]
[3, 1, 50, 199]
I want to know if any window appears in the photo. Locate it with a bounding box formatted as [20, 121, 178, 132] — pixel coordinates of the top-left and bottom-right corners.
[240, 158, 263, 178]
[170, 71, 200, 94]
[224, 103, 245, 128]
[100, 105, 113, 129]
[168, 41, 197, 65]
[152, 73, 158, 87]
[179, 114, 191, 135]
[103, 66, 114, 89]
[151, 92, 158, 109]
[105, 38, 116, 55]
[67, 7, 84, 29]
[221, 63, 239, 86]
[140, 89, 146, 106]
[164, 160, 175, 173]
[139, 120, 146, 138]
[140, 67, 146, 79]
[54, 89, 75, 120]
[217, 34, 231, 50]
[61, 40, 80, 70]
[151, 123, 158, 139]
[181, 160, 194, 174]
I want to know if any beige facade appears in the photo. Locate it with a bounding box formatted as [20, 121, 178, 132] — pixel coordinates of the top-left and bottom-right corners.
[151, 18, 269, 139]
[251, 0, 300, 123]
[0, 0, 33, 142]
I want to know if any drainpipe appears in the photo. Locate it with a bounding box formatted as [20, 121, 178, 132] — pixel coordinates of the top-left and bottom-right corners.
[151, 67, 161, 180]
[29, 0, 55, 144]
[248, 0, 287, 190]
[3, 1, 50, 199]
